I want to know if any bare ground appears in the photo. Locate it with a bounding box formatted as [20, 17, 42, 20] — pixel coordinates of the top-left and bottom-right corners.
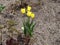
[0, 0, 60, 45]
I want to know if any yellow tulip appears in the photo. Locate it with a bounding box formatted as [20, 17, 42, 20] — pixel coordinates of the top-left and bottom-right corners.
[21, 8, 26, 13]
[27, 5, 31, 11]
[30, 13, 35, 18]
[27, 11, 32, 17]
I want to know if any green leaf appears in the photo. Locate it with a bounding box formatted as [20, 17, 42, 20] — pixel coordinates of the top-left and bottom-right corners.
[0, 4, 5, 12]
[23, 21, 26, 36]
[30, 22, 36, 32]
[26, 17, 30, 28]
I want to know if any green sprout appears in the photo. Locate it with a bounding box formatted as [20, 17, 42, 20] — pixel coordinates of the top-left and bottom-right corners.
[0, 4, 5, 12]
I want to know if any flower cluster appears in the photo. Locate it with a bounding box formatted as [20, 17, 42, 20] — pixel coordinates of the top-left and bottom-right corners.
[20, 5, 35, 37]
[20, 5, 35, 18]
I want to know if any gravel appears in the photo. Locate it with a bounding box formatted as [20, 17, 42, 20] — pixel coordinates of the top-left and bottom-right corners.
[0, 0, 60, 45]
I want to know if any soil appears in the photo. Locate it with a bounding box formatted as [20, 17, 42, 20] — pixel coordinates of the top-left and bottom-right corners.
[0, 0, 60, 45]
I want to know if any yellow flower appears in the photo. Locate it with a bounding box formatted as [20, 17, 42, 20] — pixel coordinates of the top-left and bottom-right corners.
[21, 8, 26, 13]
[27, 5, 31, 11]
[30, 13, 35, 18]
[27, 11, 32, 17]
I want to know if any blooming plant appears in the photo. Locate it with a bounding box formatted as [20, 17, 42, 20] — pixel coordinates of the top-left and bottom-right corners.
[21, 5, 36, 37]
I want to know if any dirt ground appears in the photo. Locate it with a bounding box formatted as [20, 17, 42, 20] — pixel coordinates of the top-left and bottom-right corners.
[0, 0, 60, 45]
